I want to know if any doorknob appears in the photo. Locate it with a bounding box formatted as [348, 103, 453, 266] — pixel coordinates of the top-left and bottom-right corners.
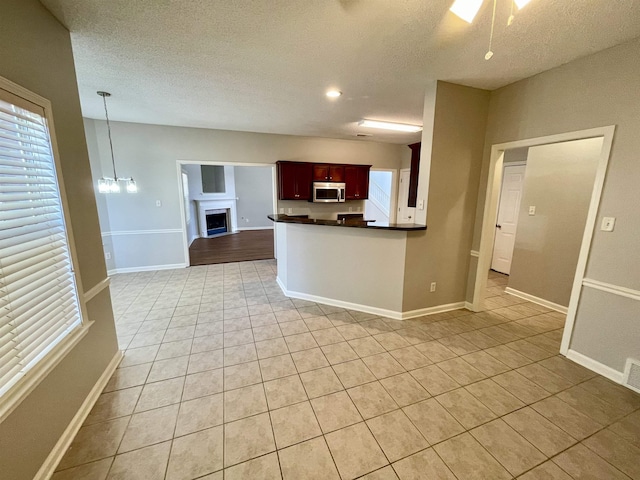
[496, 224, 502, 229]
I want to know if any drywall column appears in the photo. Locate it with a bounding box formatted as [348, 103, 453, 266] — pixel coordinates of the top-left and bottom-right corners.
[402, 82, 490, 311]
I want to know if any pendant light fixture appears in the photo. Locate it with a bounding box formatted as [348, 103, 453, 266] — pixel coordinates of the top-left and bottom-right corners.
[96, 91, 137, 194]
[449, 0, 533, 60]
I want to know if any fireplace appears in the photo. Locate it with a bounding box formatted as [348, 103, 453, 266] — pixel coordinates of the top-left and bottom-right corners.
[196, 200, 237, 238]
[205, 208, 229, 236]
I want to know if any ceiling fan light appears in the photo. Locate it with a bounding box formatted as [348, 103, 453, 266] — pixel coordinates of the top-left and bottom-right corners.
[514, 0, 531, 9]
[358, 119, 422, 133]
[450, 0, 484, 23]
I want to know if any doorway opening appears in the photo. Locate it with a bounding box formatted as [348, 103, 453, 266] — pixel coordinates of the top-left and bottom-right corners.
[397, 168, 416, 223]
[471, 126, 615, 357]
[490, 153, 527, 276]
[365, 169, 397, 223]
[177, 161, 277, 266]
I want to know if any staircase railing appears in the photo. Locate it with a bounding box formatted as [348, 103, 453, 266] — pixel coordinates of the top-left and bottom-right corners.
[368, 180, 390, 216]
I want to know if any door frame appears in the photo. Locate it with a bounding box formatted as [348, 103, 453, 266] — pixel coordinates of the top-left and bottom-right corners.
[175, 160, 278, 266]
[470, 126, 615, 356]
[367, 168, 398, 223]
[490, 161, 526, 274]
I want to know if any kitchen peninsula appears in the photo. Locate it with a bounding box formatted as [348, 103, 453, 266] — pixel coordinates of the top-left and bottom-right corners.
[269, 214, 428, 319]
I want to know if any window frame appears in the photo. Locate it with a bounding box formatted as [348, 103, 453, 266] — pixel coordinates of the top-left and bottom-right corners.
[0, 75, 92, 423]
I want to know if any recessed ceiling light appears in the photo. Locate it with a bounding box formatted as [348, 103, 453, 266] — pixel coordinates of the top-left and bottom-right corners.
[326, 90, 342, 98]
[358, 119, 422, 133]
[450, 0, 483, 23]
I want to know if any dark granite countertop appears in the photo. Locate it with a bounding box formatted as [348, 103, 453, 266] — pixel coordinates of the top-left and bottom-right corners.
[267, 214, 427, 231]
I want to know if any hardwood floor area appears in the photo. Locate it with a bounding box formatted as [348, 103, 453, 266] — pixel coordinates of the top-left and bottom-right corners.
[189, 229, 275, 265]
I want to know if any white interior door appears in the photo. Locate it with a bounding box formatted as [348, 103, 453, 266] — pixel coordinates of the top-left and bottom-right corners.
[398, 169, 415, 223]
[491, 164, 526, 274]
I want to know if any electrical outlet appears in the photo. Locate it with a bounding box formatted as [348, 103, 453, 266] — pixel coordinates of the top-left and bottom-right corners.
[245, 218, 249, 223]
[105, 252, 111, 260]
[430, 282, 436, 292]
[418, 199, 425, 210]
[287, 208, 293, 214]
[155, 200, 162, 207]
[279, 208, 284, 213]
[528, 205, 536, 215]
[349, 207, 353, 212]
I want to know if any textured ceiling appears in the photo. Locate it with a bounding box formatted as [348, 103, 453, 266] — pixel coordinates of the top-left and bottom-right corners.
[41, 0, 640, 144]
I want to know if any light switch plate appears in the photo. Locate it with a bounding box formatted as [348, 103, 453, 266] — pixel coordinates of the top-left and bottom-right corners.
[528, 206, 536, 215]
[155, 200, 162, 207]
[601, 216, 616, 232]
[418, 199, 425, 210]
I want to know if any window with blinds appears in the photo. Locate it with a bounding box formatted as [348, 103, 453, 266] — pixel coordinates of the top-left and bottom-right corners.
[0, 89, 82, 399]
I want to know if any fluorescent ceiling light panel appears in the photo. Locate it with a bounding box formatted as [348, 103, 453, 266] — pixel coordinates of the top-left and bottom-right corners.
[450, 0, 484, 23]
[514, 0, 531, 8]
[358, 119, 423, 133]
[326, 90, 342, 98]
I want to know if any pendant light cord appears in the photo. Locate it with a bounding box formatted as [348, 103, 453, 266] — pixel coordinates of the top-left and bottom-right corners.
[486, 0, 498, 59]
[101, 93, 118, 179]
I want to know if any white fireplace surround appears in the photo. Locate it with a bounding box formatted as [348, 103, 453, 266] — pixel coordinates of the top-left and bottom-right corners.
[196, 199, 238, 237]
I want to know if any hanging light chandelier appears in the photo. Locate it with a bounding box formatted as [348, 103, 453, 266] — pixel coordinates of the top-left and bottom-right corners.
[96, 91, 137, 194]
[450, 0, 532, 60]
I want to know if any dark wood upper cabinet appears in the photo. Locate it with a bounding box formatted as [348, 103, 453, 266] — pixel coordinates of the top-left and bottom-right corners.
[407, 142, 421, 208]
[344, 165, 371, 200]
[277, 161, 312, 200]
[312, 164, 345, 182]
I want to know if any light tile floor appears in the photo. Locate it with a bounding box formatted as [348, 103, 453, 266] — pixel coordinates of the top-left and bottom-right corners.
[54, 263, 640, 479]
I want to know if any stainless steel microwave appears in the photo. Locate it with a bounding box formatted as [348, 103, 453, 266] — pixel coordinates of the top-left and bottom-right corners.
[312, 182, 345, 203]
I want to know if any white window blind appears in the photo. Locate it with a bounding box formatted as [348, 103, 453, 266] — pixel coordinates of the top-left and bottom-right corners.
[0, 91, 82, 399]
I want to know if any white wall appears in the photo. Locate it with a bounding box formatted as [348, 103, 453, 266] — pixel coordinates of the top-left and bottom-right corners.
[85, 119, 404, 271]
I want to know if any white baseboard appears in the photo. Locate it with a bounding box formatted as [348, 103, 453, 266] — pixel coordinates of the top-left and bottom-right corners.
[236, 226, 274, 231]
[565, 349, 624, 384]
[504, 287, 568, 314]
[277, 277, 465, 320]
[107, 262, 188, 275]
[400, 302, 467, 319]
[464, 301, 476, 311]
[34, 350, 123, 480]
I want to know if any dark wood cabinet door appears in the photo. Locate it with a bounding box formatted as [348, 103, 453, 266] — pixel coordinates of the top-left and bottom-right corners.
[329, 165, 345, 182]
[294, 162, 312, 199]
[345, 165, 370, 199]
[344, 166, 358, 199]
[278, 161, 312, 200]
[312, 164, 330, 181]
[313, 164, 345, 182]
[408, 142, 421, 207]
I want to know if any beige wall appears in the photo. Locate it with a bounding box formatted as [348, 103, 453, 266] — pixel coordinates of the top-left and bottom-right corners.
[403, 82, 490, 311]
[0, 1, 118, 479]
[470, 37, 640, 373]
[84, 118, 404, 270]
[508, 138, 602, 307]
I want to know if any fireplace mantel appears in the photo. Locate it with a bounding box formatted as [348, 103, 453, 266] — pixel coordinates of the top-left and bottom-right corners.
[196, 199, 238, 237]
